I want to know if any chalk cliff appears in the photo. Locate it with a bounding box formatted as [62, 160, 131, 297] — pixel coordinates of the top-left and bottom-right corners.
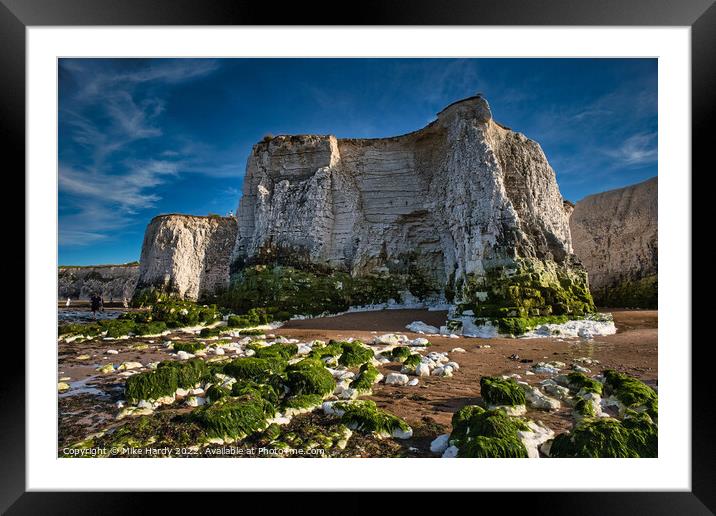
[136, 215, 238, 301]
[58, 264, 139, 302]
[570, 177, 657, 308]
[232, 95, 594, 317]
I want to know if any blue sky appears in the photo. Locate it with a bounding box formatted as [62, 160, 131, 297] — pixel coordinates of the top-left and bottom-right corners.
[58, 58, 657, 265]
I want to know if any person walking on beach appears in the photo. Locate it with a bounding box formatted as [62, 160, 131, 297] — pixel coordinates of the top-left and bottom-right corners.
[90, 293, 103, 319]
[65, 297, 71, 307]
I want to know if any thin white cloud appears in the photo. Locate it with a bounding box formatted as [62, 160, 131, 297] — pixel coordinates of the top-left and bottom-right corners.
[604, 132, 657, 166]
[59, 59, 223, 248]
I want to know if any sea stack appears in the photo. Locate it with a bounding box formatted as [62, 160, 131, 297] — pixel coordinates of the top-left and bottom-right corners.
[135, 214, 238, 301]
[230, 95, 594, 318]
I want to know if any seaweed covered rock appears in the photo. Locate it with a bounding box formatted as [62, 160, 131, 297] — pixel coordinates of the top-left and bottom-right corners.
[285, 359, 336, 397]
[447, 405, 529, 458]
[349, 363, 382, 394]
[223, 357, 287, 382]
[549, 412, 657, 458]
[190, 393, 275, 440]
[480, 376, 526, 408]
[337, 341, 374, 367]
[326, 400, 413, 439]
[125, 359, 207, 403]
[602, 370, 658, 419]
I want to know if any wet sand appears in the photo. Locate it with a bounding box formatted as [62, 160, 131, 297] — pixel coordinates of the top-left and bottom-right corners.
[280, 309, 658, 439]
[58, 308, 657, 455]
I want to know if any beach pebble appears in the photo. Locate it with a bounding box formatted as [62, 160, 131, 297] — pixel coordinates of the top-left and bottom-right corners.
[431, 434, 450, 453]
[97, 363, 114, 374]
[408, 378, 419, 386]
[442, 445, 459, 458]
[339, 388, 358, 400]
[415, 363, 431, 377]
[185, 396, 206, 407]
[392, 427, 414, 440]
[214, 347, 225, 355]
[106, 349, 119, 355]
[176, 351, 195, 360]
[58, 382, 70, 392]
[519, 383, 561, 410]
[385, 373, 410, 386]
[411, 337, 430, 347]
[450, 347, 466, 353]
[117, 361, 143, 371]
[406, 321, 440, 334]
[571, 364, 591, 373]
[446, 361, 460, 371]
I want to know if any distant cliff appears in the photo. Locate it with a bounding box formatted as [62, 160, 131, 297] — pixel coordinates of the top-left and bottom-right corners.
[58, 263, 139, 301]
[570, 177, 657, 308]
[135, 214, 238, 301]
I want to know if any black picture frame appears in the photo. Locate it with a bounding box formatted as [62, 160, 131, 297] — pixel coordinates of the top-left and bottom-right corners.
[4, 0, 709, 512]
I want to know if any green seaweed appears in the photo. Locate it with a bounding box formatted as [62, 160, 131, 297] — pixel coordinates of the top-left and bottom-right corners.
[550, 414, 657, 458]
[125, 359, 207, 402]
[190, 394, 274, 439]
[285, 360, 335, 396]
[282, 394, 325, 411]
[567, 372, 603, 395]
[334, 400, 410, 436]
[337, 341, 374, 367]
[603, 370, 658, 419]
[459, 436, 529, 458]
[349, 363, 381, 392]
[223, 357, 286, 382]
[172, 341, 206, 354]
[384, 346, 412, 362]
[254, 342, 298, 360]
[480, 376, 526, 407]
[448, 405, 530, 458]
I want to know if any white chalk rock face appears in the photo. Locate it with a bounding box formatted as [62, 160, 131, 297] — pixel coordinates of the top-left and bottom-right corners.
[136, 214, 238, 301]
[228, 95, 590, 313]
[570, 176, 657, 307]
[58, 264, 139, 302]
